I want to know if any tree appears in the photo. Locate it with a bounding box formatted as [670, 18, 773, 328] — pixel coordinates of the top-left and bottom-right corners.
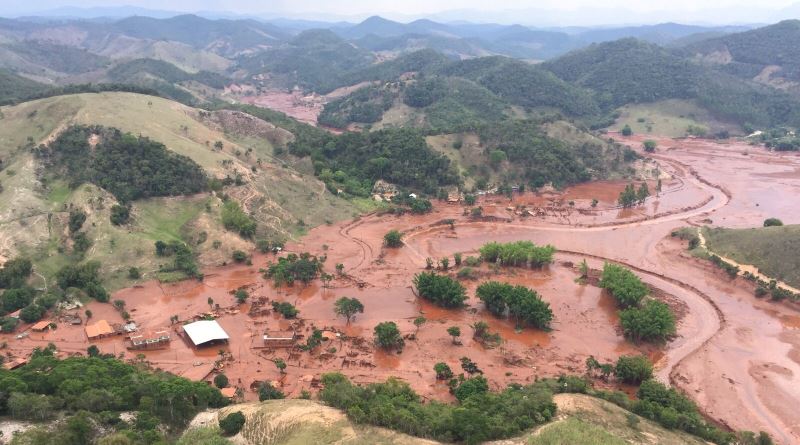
[476, 281, 553, 329]
[413, 316, 426, 333]
[87, 345, 100, 357]
[459, 357, 482, 375]
[68, 209, 87, 234]
[274, 358, 287, 374]
[374, 321, 404, 350]
[20, 304, 45, 323]
[453, 375, 488, 402]
[447, 326, 461, 344]
[219, 411, 245, 436]
[214, 373, 229, 389]
[614, 355, 654, 384]
[621, 124, 633, 136]
[207, 297, 214, 309]
[763, 218, 783, 227]
[464, 194, 476, 205]
[0, 317, 18, 333]
[383, 230, 403, 248]
[234, 289, 248, 304]
[643, 140, 657, 152]
[434, 362, 453, 380]
[335, 263, 345, 276]
[636, 183, 650, 204]
[271, 301, 299, 319]
[84, 309, 92, 320]
[618, 183, 638, 208]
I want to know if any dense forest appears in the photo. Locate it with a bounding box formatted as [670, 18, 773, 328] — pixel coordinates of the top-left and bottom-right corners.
[38, 125, 208, 203]
[0, 69, 47, 103]
[289, 127, 459, 195]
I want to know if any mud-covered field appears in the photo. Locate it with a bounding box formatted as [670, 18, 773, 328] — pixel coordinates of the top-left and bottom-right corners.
[3, 135, 800, 442]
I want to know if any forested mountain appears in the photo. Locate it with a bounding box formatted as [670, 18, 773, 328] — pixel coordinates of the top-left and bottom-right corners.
[681, 20, 800, 90]
[542, 38, 800, 128]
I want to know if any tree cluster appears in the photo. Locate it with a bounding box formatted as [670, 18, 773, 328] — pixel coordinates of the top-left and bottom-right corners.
[475, 281, 553, 329]
[413, 272, 467, 308]
[479, 241, 555, 268]
[264, 253, 322, 286]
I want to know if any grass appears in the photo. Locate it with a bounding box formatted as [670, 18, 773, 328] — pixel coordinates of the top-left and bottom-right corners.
[529, 418, 626, 445]
[703, 224, 800, 288]
[610, 99, 737, 138]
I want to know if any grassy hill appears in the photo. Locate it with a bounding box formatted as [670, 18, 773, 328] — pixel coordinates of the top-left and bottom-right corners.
[0, 92, 358, 289]
[703, 224, 800, 289]
[189, 394, 708, 445]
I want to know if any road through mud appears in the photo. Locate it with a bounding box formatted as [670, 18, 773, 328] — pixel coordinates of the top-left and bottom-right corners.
[3, 135, 800, 442]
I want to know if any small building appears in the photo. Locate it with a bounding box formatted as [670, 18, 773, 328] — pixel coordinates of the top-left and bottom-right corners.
[7, 309, 20, 320]
[86, 320, 114, 340]
[3, 357, 27, 370]
[262, 330, 296, 348]
[182, 320, 229, 348]
[127, 330, 171, 350]
[30, 320, 52, 332]
[220, 387, 237, 399]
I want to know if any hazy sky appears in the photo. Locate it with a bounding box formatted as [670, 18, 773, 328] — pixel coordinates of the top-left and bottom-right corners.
[3, 0, 800, 25]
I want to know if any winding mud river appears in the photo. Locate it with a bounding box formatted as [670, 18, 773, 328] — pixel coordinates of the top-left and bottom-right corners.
[4, 135, 800, 442]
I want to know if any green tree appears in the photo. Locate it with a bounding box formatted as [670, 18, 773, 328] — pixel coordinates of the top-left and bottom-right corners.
[109, 204, 130, 225]
[234, 289, 248, 304]
[413, 272, 467, 308]
[128, 267, 141, 279]
[614, 355, 654, 384]
[258, 382, 284, 401]
[274, 358, 287, 374]
[447, 326, 461, 344]
[383, 230, 403, 248]
[68, 209, 87, 234]
[621, 124, 633, 136]
[374, 322, 404, 350]
[213, 374, 229, 389]
[599, 263, 648, 308]
[643, 140, 657, 152]
[434, 362, 453, 380]
[219, 411, 245, 436]
[636, 183, 650, 204]
[620, 300, 676, 343]
[763, 218, 783, 227]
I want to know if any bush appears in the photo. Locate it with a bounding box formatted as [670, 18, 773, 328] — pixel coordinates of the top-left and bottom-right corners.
[109, 204, 130, 225]
[383, 230, 403, 248]
[19, 304, 45, 323]
[614, 355, 654, 384]
[219, 411, 245, 436]
[763, 218, 783, 227]
[413, 272, 467, 308]
[620, 300, 676, 343]
[409, 198, 433, 214]
[214, 374, 229, 389]
[265, 253, 321, 286]
[433, 362, 453, 380]
[643, 140, 657, 152]
[127, 267, 141, 279]
[271, 301, 299, 319]
[258, 382, 284, 401]
[374, 321, 404, 350]
[599, 263, 648, 308]
[231, 250, 248, 263]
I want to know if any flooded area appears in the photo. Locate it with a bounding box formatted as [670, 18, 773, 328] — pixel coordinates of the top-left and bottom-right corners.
[3, 134, 800, 442]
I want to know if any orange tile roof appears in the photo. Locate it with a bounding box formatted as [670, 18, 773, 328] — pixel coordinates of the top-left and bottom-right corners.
[85, 320, 114, 339]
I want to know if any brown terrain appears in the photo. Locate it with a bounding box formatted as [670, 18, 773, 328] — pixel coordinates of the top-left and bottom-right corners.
[2, 135, 800, 442]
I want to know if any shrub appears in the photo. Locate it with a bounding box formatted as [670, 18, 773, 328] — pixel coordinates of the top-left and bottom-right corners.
[219, 411, 245, 436]
[221, 200, 257, 238]
[258, 382, 285, 401]
[271, 301, 298, 319]
[383, 230, 403, 248]
[109, 204, 130, 225]
[763, 218, 783, 227]
[231, 250, 248, 263]
[19, 304, 45, 323]
[265, 253, 321, 286]
[213, 374, 229, 389]
[127, 267, 141, 279]
[643, 140, 657, 152]
[413, 272, 467, 308]
[614, 355, 654, 384]
[476, 281, 553, 329]
[433, 362, 453, 380]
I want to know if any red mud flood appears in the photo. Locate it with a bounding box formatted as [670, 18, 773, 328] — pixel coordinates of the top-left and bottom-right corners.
[4, 135, 800, 442]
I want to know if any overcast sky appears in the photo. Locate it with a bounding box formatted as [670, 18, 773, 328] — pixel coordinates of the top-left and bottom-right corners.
[3, 0, 800, 25]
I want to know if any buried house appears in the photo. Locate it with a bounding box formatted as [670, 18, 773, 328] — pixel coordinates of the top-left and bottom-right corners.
[181, 320, 229, 348]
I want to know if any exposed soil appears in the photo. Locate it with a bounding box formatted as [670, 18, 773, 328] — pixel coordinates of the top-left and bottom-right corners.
[3, 135, 800, 442]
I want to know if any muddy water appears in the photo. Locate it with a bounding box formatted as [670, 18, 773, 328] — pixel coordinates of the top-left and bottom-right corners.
[3, 135, 800, 442]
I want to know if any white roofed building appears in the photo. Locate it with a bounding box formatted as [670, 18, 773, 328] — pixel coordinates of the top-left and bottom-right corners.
[182, 320, 230, 347]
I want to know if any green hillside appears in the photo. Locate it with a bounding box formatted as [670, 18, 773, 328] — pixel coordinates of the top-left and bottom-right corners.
[703, 224, 800, 289]
[0, 69, 47, 103]
[542, 38, 800, 129]
[0, 92, 358, 289]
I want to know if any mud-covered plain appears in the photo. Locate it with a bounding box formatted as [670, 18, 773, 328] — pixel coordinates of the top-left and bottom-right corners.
[3, 135, 800, 442]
